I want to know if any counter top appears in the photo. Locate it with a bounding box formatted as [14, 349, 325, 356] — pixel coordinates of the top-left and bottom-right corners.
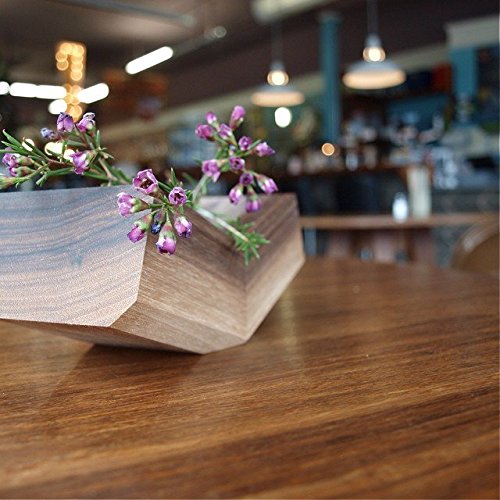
[0, 259, 498, 498]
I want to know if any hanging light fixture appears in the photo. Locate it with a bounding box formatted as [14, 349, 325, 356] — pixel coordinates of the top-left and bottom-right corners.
[343, 0, 406, 90]
[251, 23, 304, 107]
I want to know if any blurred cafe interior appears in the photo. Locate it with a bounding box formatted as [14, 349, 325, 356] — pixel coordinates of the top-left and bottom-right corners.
[1, 0, 499, 272]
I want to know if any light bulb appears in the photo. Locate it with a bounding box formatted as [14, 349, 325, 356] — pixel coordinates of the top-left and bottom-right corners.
[274, 107, 292, 128]
[363, 45, 386, 62]
[267, 69, 289, 86]
[321, 143, 336, 156]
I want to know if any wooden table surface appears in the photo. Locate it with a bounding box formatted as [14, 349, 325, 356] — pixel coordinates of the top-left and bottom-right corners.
[0, 259, 498, 499]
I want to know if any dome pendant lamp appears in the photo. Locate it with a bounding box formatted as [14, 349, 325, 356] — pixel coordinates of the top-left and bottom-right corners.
[343, 0, 406, 90]
[251, 22, 304, 107]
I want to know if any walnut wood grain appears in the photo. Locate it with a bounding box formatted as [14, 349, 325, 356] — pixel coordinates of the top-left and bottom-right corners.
[0, 187, 304, 353]
[0, 259, 497, 499]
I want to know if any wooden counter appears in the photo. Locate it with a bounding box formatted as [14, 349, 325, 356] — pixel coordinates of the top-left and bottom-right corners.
[301, 212, 499, 264]
[0, 259, 498, 498]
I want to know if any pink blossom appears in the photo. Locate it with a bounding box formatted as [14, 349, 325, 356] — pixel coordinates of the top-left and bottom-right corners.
[255, 142, 275, 157]
[156, 224, 177, 255]
[256, 174, 278, 194]
[76, 112, 96, 132]
[174, 215, 192, 238]
[133, 169, 159, 196]
[168, 186, 187, 206]
[229, 105, 245, 129]
[201, 159, 220, 182]
[229, 184, 243, 204]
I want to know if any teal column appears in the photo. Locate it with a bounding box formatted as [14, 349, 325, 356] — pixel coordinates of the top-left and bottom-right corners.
[450, 47, 478, 97]
[319, 11, 342, 143]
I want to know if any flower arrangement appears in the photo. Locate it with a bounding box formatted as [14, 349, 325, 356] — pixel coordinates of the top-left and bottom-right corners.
[0, 105, 278, 264]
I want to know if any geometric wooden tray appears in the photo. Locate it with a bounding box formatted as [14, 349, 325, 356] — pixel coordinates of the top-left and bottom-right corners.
[0, 186, 304, 353]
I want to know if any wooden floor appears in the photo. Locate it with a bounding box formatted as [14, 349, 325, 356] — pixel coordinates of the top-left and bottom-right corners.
[0, 259, 498, 498]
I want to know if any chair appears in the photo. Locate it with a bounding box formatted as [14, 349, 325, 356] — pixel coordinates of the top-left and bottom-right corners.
[451, 220, 499, 277]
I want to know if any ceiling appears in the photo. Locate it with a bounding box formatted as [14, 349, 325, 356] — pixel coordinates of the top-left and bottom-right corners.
[0, 0, 341, 85]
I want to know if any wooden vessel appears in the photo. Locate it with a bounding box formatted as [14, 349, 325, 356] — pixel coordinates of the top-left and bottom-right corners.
[0, 186, 304, 353]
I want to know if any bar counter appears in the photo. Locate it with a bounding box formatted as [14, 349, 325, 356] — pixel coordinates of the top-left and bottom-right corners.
[0, 259, 498, 498]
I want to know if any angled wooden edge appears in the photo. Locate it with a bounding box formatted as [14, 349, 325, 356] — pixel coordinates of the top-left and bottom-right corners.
[0, 188, 305, 353]
[109, 194, 304, 353]
[0, 186, 146, 326]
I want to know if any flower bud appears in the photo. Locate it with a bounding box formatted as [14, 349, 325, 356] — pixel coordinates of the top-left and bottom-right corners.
[205, 112, 218, 125]
[168, 186, 187, 206]
[195, 124, 214, 141]
[2, 153, 19, 169]
[40, 128, 57, 140]
[238, 136, 253, 151]
[245, 188, 262, 213]
[218, 123, 234, 141]
[156, 224, 177, 255]
[117, 192, 149, 217]
[239, 172, 253, 186]
[7, 165, 33, 177]
[127, 213, 153, 243]
[229, 157, 245, 171]
[56, 112, 74, 133]
[228, 184, 243, 205]
[150, 209, 166, 235]
[0, 175, 16, 189]
[76, 112, 96, 132]
[256, 174, 278, 194]
[174, 215, 192, 238]
[201, 159, 220, 182]
[255, 141, 275, 157]
[133, 168, 159, 196]
[229, 105, 245, 129]
[70, 150, 94, 175]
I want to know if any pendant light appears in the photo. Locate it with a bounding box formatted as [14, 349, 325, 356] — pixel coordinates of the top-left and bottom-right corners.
[251, 23, 304, 107]
[343, 0, 405, 90]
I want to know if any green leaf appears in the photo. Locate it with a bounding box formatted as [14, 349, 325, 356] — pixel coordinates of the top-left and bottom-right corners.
[3, 130, 23, 149]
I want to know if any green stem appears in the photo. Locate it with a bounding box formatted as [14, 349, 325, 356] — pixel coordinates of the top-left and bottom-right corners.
[192, 174, 210, 206]
[195, 206, 249, 244]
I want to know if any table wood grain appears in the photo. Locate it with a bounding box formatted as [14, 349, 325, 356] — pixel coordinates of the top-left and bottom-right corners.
[0, 259, 498, 499]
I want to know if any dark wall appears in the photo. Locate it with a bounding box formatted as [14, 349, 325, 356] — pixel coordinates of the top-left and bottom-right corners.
[165, 0, 498, 107]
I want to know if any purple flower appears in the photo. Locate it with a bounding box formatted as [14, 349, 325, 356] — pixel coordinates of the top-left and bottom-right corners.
[133, 169, 159, 196]
[201, 159, 221, 182]
[239, 172, 254, 186]
[7, 165, 32, 177]
[76, 112, 96, 132]
[218, 123, 233, 140]
[156, 224, 177, 255]
[174, 215, 192, 238]
[205, 112, 218, 125]
[40, 128, 57, 140]
[2, 153, 19, 169]
[255, 141, 275, 157]
[127, 213, 153, 243]
[168, 186, 187, 206]
[229, 157, 245, 171]
[256, 174, 278, 194]
[245, 195, 262, 213]
[238, 136, 253, 151]
[70, 150, 93, 175]
[117, 192, 148, 217]
[195, 124, 214, 141]
[228, 184, 243, 204]
[229, 105, 245, 129]
[56, 112, 74, 133]
[3, 153, 32, 176]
